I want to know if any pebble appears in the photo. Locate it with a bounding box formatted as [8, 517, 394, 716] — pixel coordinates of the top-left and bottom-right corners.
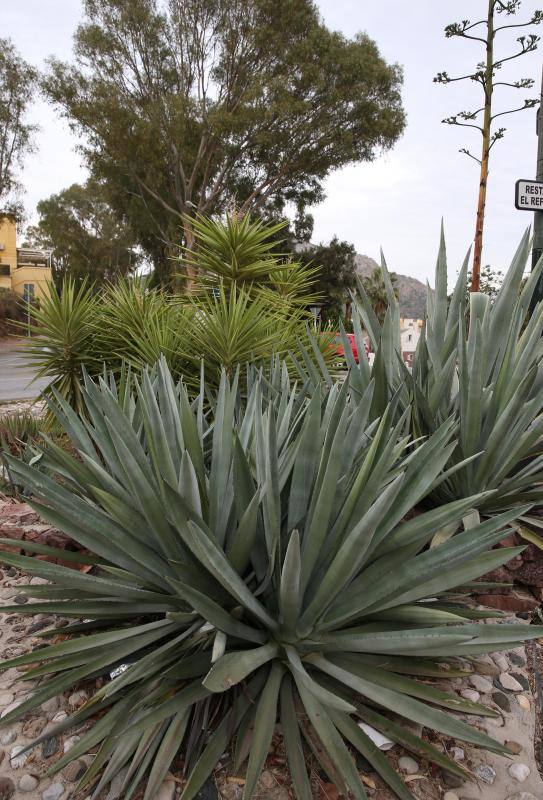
[42, 737, 60, 758]
[443, 794, 459, 800]
[41, 697, 59, 714]
[510, 672, 530, 691]
[450, 747, 464, 761]
[469, 675, 493, 693]
[492, 691, 511, 712]
[42, 784, 64, 800]
[517, 695, 531, 710]
[500, 673, 524, 692]
[506, 740, 523, 755]
[398, 756, 419, 774]
[68, 690, 88, 710]
[13, 595, 28, 604]
[10, 744, 28, 768]
[19, 774, 39, 792]
[473, 764, 496, 784]
[0, 692, 14, 708]
[156, 777, 177, 800]
[63, 735, 81, 754]
[509, 650, 526, 667]
[61, 759, 87, 782]
[460, 689, 480, 702]
[492, 653, 509, 671]
[0, 731, 17, 745]
[508, 763, 530, 783]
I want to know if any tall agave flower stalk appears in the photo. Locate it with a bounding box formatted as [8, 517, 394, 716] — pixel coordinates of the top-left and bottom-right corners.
[1, 361, 542, 800]
[330, 230, 543, 537]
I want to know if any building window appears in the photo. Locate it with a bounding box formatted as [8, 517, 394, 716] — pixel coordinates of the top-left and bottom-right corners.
[0, 264, 9, 276]
[23, 283, 35, 302]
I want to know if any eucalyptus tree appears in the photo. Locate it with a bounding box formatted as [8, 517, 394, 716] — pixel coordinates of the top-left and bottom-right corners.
[44, 0, 405, 285]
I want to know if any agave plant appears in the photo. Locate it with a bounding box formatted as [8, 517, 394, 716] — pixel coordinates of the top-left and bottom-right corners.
[1, 361, 541, 800]
[322, 230, 543, 537]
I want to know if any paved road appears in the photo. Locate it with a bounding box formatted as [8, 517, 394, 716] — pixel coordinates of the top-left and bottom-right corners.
[0, 339, 50, 402]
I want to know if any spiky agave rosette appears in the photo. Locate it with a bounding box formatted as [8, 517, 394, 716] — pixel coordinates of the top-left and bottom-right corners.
[0, 361, 541, 800]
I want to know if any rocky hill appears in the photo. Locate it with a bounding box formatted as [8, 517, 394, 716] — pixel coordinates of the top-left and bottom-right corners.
[355, 254, 427, 320]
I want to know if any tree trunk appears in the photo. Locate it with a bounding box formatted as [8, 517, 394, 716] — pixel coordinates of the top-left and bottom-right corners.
[472, 0, 494, 293]
[181, 216, 198, 293]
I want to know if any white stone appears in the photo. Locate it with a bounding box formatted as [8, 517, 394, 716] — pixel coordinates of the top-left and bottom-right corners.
[443, 793, 459, 800]
[1, 729, 17, 745]
[156, 778, 176, 800]
[450, 747, 465, 761]
[398, 755, 419, 774]
[460, 688, 480, 702]
[41, 697, 59, 714]
[492, 653, 509, 671]
[473, 764, 496, 784]
[0, 691, 14, 708]
[42, 784, 64, 800]
[68, 690, 88, 709]
[508, 763, 530, 783]
[469, 675, 493, 693]
[500, 673, 523, 692]
[10, 743, 29, 768]
[52, 712, 67, 723]
[19, 774, 39, 792]
[517, 695, 530, 710]
[63, 734, 81, 754]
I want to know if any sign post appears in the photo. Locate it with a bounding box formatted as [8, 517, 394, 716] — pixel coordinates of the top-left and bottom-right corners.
[515, 179, 543, 210]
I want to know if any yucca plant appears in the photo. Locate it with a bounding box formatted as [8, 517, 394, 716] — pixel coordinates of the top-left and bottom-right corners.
[1, 360, 541, 800]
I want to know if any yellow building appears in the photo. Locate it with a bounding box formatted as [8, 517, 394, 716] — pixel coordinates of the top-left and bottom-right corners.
[0, 214, 52, 302]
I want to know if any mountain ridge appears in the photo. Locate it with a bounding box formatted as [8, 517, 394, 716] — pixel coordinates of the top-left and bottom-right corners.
[355, 254, 427, 320]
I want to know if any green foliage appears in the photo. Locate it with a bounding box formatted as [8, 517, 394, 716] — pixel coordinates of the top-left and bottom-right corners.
[2, 361, 540, 800]
[361, 266, 400, 324]
[23, 216, 336, 407]
[0, 39, 37, 206]
[44, 0, 405, 284]
[0, 288, 26, 335]
[297, 236, 358, 325]
[25, 179, 140, 287]
[347, 228, 543, 519]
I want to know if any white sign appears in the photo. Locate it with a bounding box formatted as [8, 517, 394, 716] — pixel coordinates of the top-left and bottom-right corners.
[515, 179, 543, 210]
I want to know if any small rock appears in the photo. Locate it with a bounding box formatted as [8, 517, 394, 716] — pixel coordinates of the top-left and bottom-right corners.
[472, 657, 500, 676]
[0, 693, 14, 709]
[61, 760, 87, 783]
[460, 689, 480, 702]
[42, 784, 64, 800]
[41, 697, 59, 714]
[450, 747, 464, 761]
[470, 675, 493, 693]
[506, 741, 523, 755]
[13, 595, 28, 605]
[517, 695, 530, 710]
[0, 731, 17, 746]
[473, 764, 496, 784]
[499, 673, 523, 692]
[51, 712, 67, 724]
[19, 774, 39, 792]
[492, 691, 511, 712]
[63, 735, 81, 754]
[441, 771, 463, 789]
[156, 777, 177, 800]
[492, 653, 509, 671]
[10, 744, 28, 768]
[510, 672, 529, 691]
[443, 793, 459, 800]
[68, 690, 88, 710]
[509, 651, 526, 667]
[398, 756, 419, 775]
[41, 737, 60, 758]
[508, 763, 530, 783]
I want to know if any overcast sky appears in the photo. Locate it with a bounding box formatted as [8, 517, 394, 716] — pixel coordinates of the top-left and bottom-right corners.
[4, 0, 543, 284]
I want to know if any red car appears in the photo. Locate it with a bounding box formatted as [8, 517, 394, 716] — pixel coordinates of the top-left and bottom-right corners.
[333, 333, 370, 363]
